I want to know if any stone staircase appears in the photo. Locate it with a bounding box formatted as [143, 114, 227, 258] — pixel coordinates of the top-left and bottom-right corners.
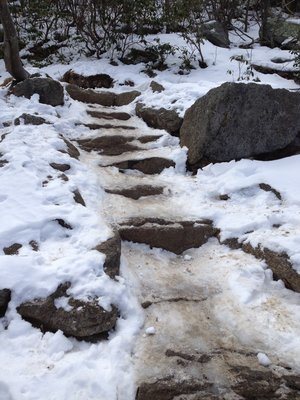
[70, 89, 300, 400]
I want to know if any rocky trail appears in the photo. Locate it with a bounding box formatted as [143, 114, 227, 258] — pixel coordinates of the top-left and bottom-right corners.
[67, 88, 300, 399]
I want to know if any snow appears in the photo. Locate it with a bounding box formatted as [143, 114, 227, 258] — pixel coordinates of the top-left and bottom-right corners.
[0, 81, 143, 400]
[145, 327, 156, 335]
[257, 352, 272, 367]
[1, 18, 300, 399]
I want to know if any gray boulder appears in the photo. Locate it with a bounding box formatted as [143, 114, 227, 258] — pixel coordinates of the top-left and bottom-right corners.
[180, 82, 300, 165]
[17, 283, 118, 341]
[11, 78, 64, 106]
[202, 21, 230, 48]
[260, 17, 300, 50]
[136, 103, 183, 136]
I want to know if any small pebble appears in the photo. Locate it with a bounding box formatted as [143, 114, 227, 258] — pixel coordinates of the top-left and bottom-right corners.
[184, 254, 192, 261]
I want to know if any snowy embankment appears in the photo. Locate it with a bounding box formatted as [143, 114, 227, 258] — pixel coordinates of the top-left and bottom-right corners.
[0, 90, 143, 400]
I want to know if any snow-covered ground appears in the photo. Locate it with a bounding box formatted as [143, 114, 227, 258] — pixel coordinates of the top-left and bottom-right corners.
[1, 24, 300, 399]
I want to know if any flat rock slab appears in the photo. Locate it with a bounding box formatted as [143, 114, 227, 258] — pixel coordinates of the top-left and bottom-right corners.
[0, 289, 11, 317]
[17, 282, 118, 341]
[119, 218, 218, 254]
[87, 110, 131, 121]
[77, 136, 141, 156]
[107, 157, 175, 175]
[105, 185, 164, 200]
[66, 84, 116, 106]
[66, 84, 140, 106]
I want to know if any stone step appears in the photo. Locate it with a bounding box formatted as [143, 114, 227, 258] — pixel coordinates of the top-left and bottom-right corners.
[77, 136, 141, 156]
[87, 110, 131, 121]
[105, 157, 175, 175]
[119, 218, 218, 254]
[105, 185, 164, 200]
[66, 84, 140, 106]
[82, 123, 136, 130]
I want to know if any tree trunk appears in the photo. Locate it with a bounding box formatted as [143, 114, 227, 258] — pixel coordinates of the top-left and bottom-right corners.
[0, 0, 29, 81]
[260, 0, 271, 46]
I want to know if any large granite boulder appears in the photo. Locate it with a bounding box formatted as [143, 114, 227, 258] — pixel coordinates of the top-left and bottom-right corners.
[202, 21, 230, 48]
[11, 78, 64, 106]
[260, 17, 300, 50]
[180, 82, 300, 165]
[136, 103, 183, 136]
[17, 283, 118, 341]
